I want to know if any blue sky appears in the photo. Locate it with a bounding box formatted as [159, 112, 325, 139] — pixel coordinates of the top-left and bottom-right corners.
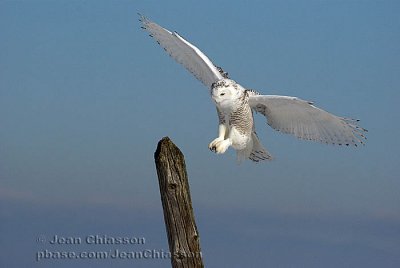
[1, 0, 399, 267]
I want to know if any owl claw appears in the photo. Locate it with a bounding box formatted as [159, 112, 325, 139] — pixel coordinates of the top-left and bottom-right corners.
[209, 137, 223, 152]
[208, 138, 231, 154]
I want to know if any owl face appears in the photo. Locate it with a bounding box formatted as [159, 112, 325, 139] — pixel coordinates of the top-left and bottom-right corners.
[211, 79, 240, 105]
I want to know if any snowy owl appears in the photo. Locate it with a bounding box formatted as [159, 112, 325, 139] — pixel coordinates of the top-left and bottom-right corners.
[139, 15, 367, 162]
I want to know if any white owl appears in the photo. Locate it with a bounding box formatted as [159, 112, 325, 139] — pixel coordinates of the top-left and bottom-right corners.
[139, 15, 367, 162]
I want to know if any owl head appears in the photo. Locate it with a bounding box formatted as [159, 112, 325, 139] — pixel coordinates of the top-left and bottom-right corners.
[211, 79, 241, 105]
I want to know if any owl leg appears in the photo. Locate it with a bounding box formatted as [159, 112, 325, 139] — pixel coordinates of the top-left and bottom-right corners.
[209, 124, 230, 153]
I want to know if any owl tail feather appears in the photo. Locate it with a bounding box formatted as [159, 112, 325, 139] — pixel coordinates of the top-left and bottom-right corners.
[236, 132, 273, 163]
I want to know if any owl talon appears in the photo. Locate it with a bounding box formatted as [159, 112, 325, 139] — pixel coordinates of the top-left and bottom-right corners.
[209, 138, 232, 154]
[209, 137, 224, 152]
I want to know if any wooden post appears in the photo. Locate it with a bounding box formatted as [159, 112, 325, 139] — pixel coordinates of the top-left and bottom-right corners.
[154, 137, 204, 268]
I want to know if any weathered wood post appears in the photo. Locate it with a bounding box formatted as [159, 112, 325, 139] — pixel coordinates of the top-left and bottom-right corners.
[154, 137, 204, 268]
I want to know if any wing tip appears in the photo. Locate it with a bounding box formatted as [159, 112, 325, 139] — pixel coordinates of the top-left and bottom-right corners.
[137, 12, 145, 22]
[138, 13, 152, 28]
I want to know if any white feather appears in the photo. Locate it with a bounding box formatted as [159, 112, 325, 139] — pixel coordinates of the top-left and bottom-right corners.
[139, 15, 223, 88]
[248, 95, 367, 146]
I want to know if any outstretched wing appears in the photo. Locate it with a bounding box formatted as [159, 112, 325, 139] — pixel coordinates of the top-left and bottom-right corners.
[249, 95, 367, 146]
[139, 14, 224, 88]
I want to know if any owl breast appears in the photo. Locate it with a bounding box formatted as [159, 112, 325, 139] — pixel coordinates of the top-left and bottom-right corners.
[228, 97, 254, 150]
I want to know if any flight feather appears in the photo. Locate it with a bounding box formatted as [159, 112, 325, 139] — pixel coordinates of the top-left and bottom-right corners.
[139, 14, 223, 88]
[248, 95, 367, 146]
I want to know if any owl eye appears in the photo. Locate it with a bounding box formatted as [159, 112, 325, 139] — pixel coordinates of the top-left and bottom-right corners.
[220, 93, 225, 96]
